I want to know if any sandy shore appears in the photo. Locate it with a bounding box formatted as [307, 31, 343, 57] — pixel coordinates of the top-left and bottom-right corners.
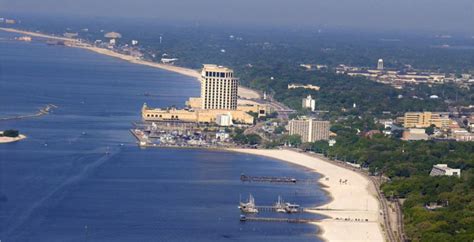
[0, 134, 26, 143]
[231, 149, 384, 242]
[0, 27, 261, 100]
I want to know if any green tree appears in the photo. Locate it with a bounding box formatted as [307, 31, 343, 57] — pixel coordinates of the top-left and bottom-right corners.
[425, 124, 435, 135]
[2, 130, 19, 137]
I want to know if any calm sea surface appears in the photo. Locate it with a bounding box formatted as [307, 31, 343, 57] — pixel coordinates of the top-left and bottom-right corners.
[0, 31, 327, 242]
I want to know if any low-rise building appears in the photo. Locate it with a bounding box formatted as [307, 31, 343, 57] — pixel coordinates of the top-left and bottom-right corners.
[451, 128, 474, 142]
[402, 128, 429, 141]
[287, 84, 320, 91]
[216, 113, 233, 126]
[430, 164, 461, 177]
[142, 104, 254, 124]
[216, 131, 230, 141]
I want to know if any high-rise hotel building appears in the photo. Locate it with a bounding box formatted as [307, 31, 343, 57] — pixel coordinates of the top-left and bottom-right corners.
[289, 118, 330, 143]
[200, 64, 238, 110]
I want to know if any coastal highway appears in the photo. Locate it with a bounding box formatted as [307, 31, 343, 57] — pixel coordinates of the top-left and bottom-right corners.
[370, 177, 399, 242]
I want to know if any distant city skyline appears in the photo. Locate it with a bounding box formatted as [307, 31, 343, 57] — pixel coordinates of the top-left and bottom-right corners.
[1, 0, 474, 33]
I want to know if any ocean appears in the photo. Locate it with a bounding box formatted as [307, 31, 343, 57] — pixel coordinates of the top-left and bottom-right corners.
[0, 31, 327, 242]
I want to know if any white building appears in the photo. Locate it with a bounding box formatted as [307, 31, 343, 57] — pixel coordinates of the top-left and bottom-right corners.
[302, 95, 316, 111]
[216, 131, 230, 140]
[216, 113, 233, 126]
[377, 59, 384, 70]
[430, 164, 461, 177]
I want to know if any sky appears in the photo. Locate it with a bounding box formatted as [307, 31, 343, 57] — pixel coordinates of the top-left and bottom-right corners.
[1, 0, 474, 33]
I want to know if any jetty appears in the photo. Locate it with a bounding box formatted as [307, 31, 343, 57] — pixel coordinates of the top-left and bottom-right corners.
[0, 104, 57, 121]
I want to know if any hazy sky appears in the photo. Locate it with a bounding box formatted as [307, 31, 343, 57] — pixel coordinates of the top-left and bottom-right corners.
[1, 0, 474, 33]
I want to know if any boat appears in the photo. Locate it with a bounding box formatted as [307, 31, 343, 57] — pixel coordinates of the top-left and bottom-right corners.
[284, 202, 300, 213]
[274, 195, 286, 213]
[239, 194, 259, 213]
[273, 195, 301, 213]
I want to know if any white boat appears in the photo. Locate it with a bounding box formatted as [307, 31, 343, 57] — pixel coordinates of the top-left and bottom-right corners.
[284, 202, 300, 213]
[239, 194, 259, 213]
[274, 195, 286, 213]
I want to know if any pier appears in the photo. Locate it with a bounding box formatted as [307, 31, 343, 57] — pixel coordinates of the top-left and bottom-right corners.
[240, 216, 320, 224]
[240, 216, 373, 223]
[240, 173, 318, 184]
[251, 205, 360, 213]
[254, 205, 305, 213]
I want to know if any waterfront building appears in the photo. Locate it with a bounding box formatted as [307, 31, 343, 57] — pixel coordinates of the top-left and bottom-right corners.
[288, 118, 330, 142]
[377, 59, 384, 70]
[216, 130, 230, 140]
[430, 164, 461, 177]
[200, 64, 238, 110]
[302, 95, 316, 111]
[141, 104, 254, 124]
[142, 64, 255, 125]
[403, 112, 451, 128]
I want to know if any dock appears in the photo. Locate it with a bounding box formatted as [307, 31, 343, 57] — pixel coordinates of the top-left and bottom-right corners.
[254, 205, 305, 213]
[240, 216, 320, 223]
[240, 174, 319, 184]
[240, 174, 297, 183]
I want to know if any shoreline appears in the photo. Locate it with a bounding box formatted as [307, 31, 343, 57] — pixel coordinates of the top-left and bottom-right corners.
[230, 148, 385, 242]
[0, 134, 26, 144]
[0, 27, 261, 100]
[1, 26, 384, 241]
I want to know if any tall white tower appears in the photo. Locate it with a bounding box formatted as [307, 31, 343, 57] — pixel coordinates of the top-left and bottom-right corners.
[302, 95, 316, 111]
[377, 59, 384, 70]
[200, 64, 238, 110]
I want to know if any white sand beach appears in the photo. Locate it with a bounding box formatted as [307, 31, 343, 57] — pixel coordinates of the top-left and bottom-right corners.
[231, 148, 385, 242]
[0, 27, 261, 100]
[0, 134, 26, 143]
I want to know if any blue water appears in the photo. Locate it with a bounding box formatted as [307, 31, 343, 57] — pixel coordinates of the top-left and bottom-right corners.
[0, 31, 327, 242]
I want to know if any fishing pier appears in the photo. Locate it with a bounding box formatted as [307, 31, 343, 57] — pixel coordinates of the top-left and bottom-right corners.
[240, 216, 320, 224]
[240, 173, 319, 184]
